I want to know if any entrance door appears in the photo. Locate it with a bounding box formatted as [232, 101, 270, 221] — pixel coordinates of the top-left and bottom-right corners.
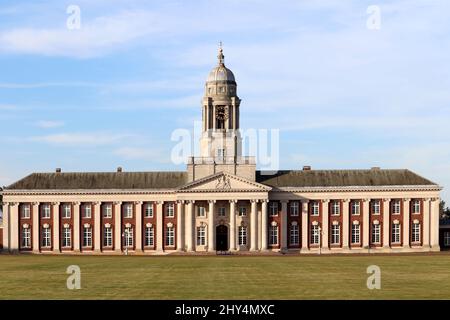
[216, 225, 229, 251]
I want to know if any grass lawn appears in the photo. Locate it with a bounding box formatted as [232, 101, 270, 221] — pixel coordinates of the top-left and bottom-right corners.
[0, 253, 450, 299]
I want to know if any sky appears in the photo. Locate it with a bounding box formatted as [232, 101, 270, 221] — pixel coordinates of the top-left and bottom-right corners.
[0, 0, 449, 203]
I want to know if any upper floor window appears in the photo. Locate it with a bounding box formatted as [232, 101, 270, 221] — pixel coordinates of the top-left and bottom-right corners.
[412, 200, 421, 214]
[391, 200, 401, 215]
[217, 148, 225, 158]
[82, 204, 92, 219]
[62, 204, 71, 219]
[331, 201, 340, 215]
[198, 206, 206, 217]
[238, 207, 247, 217]
[290, 202, 299, 216]
[166, 203, 175, 217]
[351, 201, 360, 215]
[41, 204, 51, 219]
[123, 203, 133, 218]
[103, 204, 112, 218]
[21, 204, 31, 219]
[218, 207, 226, 217]
[144, 203, 153, 218]
[311, 202, 319, 216]
[371, 200, 381, 215]
[269, 202, 278, 216]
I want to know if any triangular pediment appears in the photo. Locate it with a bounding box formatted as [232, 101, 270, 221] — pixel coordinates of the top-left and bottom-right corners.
[178, 172, 271, 192]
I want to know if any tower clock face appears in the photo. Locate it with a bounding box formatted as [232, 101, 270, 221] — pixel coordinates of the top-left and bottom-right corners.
[216, 106, 228, 120]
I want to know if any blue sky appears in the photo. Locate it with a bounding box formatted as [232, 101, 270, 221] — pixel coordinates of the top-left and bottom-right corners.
[0, 0, 449, 202]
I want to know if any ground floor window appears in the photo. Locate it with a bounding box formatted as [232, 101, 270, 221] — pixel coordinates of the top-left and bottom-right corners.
[238, 226, 247, 246]
[22, 228, 31, 248]
[269, 225, 278, 245]
[166, 227, 174, 246]
[311, 225, 320, 245]
[62, 227, 71, 248]
[290, 225, 299, 245]
[196, 226, 205, 246]
[392, 224, 401, 244]
[124, 227, 133, 247]
[412, 223, 420, 243]
[83, 227, 92, 247]
[445, 232, 450, 247]
[145, 227, 154, 247]
[42, 227, 51, 248]
[104, 227, 112, 247]
[331, 225, 340, 245]
[372, 224, 380, 244]
[351, 224, 360, 244]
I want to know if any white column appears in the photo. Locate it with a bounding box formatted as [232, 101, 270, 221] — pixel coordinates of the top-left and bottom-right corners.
[185, 201, 194, 251]
[2, 203, 9, 252]
[52, 202, 60, 252]
[382, 199, 390, 248]
[363, 199, 370, 249]
[156, 201, 164, 251]
[32, 202, 39, 252]
[261, 200, 268, 250]
[403, 198, 410, 248]
[229, 200, 236, 250]
[93, 202, 101, 252]
[301, 200, 309, 250]
[258, 206, 262, 250]
[113, 201, 121, 252]
[208, 200, 215, 251]
[322, 200, 330, 251]
[342, 199, 350, 249]
[135, 201, 142, 252]
[280, 200, 288, 251]
[430, 198, 440, 249]
[423, 198, 430, 248]
[250, 200, 258, 251]
[10, 203, 19, 252]
[176, 201, 184, 251]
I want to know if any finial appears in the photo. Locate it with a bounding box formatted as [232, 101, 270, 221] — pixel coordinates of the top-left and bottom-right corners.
[218, 41, 224, 66]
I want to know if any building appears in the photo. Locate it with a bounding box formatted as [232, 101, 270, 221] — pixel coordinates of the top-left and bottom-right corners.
[0, 47, 442, 254]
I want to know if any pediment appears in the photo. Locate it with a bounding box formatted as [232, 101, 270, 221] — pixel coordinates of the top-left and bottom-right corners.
[178, 172, 271, 192]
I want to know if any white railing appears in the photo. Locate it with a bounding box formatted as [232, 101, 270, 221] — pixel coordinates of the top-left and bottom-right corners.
[188, 156, 255, 165]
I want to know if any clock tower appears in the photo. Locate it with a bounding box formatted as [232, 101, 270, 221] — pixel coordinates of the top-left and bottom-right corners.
[187, 45, 255, 182]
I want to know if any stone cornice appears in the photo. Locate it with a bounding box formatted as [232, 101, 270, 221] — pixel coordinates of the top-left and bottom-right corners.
[2, 189, 177, 196]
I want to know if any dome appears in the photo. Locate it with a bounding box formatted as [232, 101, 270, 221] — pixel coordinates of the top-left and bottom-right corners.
[207, 66, 235, 82]
[206, 45, 235, 83]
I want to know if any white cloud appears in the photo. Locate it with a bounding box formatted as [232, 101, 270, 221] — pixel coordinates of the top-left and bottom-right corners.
[29, 132, 134, 146]
[35, 120, 65, 128]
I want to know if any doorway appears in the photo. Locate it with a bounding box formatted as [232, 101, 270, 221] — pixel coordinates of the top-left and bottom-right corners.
[216, 225, 228, 251]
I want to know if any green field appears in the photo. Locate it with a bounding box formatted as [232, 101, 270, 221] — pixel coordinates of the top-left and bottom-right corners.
[1, 253, 450, 299]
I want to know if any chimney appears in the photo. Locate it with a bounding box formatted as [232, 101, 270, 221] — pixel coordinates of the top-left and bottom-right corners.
[55, 168, 61, 173]
[117, 166, 123, 173]
[303, 166, 311, 171]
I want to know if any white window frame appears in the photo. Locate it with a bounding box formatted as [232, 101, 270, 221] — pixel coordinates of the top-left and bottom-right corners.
[124, 227, 134, 247]
[412, 223, 420, 243]
[269, 225, 278, 245]
[218, 207, 226, 217]
[331, 201, 340, 216]
[351, 224, 360, 244]
[371, 200, 381, 215]
[290, 202, 299, 216]
[311, 202, 319, 216]
[62, 204, 71, 219]
[331, 225, 340, 245]
[351, 201, 361, 215]
[83, 227, 92, 247]
[238, 226, 247, 246]
[372, 224, 380, 244]
[83, 204, 92, 219]
[103, 204, 112, 218]
[392, 223, 401, 243]
[22, 227, 31, 248]
[196, 226, 206, 246]
[166, 203, 175, 218]
[104, 227, 112, 247]
[42, 227, 51, 248]
[412, 200, 421, 214]
[290, 225, 299, 245]
[62, 227, 71, 248]
[21, 204, 31, 219]
[124, 203, 133, 219]
[198, 206, 206, 217]
[42, 204, 51, 219]
[311, 225, 320, 244]
[144, 203, 153, 218]
[444, 232, 450, 247]
[166, 226, 174, 246]
[145, 227, 154, 247]
[392, 200, 401, 215]
[269, 202, 278, 217]
[238, 207, 247, 217]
